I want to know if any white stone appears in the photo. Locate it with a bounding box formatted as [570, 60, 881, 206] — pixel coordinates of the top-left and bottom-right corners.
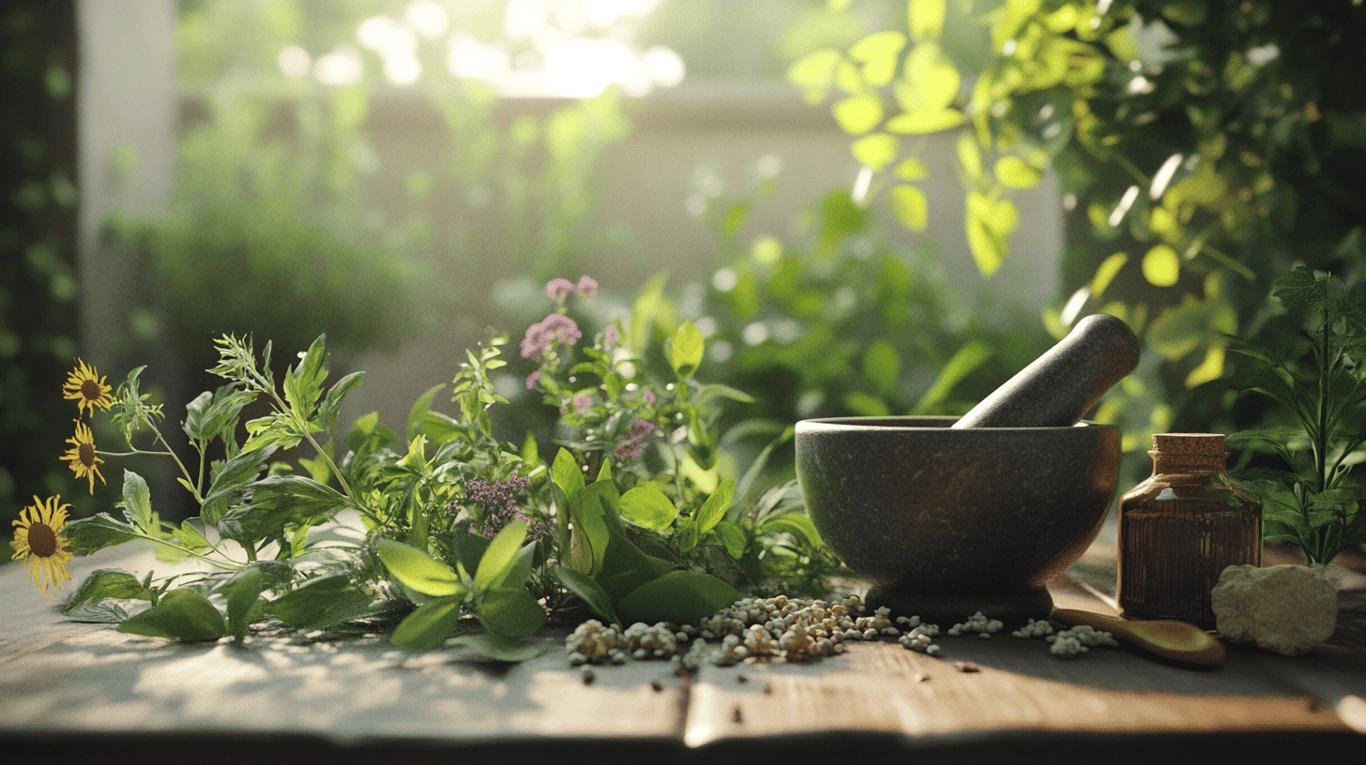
[1211, 564, 1338, 656]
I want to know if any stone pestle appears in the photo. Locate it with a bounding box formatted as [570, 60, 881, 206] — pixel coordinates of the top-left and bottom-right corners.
[952, 314, 1139, 429]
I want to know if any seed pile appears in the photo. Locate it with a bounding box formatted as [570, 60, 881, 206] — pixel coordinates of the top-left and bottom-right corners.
[947, 611, 1005, 639]
[1045, 625, 1119, 658]
[1011, 618, 1055, 639]
[565, 597, 1123, 670]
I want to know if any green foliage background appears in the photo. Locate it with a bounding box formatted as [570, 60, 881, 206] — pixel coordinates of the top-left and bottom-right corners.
[0, 2, 80, 527]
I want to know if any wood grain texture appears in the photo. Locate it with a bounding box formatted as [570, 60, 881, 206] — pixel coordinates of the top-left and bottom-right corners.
[0, 537, 1363, 757]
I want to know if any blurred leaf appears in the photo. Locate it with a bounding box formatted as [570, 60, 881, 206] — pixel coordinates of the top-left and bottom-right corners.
[478, 587, 545, 638]
[916, 340, 994, 413]
[851, 133, 898, 170]
[889, 185, 928, 232]
[554, 566, 619, 624]
[994, 156, 1041, 189]
[833, 96, 884, 135]
[886, 109, 964, 135]
[1090, 253, 1128, 299]
[1141, 245, 1181, 287]
[669, 321, 705, 378]
[474, 521, 528, 593]
[862, 341, 902, 394]
[908, 0, 946, 40]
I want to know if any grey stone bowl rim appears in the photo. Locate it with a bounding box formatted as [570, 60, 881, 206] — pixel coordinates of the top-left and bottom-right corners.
[796, 415, 1117, 435]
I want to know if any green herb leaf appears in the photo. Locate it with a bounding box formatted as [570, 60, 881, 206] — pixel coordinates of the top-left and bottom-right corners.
[376, 538, 464, 597]
[669, 320, 705, 378]
[618, 571, 740, 625]
[475, 521, 528, 593]
[64, 513, 138, 554]
[221, 568, 265, 643]
[552, 448, 585, 498]
[449, 633, 542, 663]
[391, 597, 462, 651]
[477, 587, 546, 637]
[317, 372, 365, 432]
[693, 481, 734, 535]
[714, 521, 748, 559]
[62, 569, 151, 614]
[406, 383, 446, 442]
[554, 566, 620, 624]
[618, 483, 679, 532]
[283, 334, 329, 421]
[118, 589, 226, 643]
[269, 575, 374, 629]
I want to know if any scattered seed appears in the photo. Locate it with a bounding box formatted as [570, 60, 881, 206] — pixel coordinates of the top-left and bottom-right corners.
[582, 667, 597, 685]
[953, 661, 981, 673]
[731, 705, 744, 723]
[913, 672, 930, 683]
[650, 678, 664, 692]
[762, 682, 774, 695]
[736, 673, 749, 684]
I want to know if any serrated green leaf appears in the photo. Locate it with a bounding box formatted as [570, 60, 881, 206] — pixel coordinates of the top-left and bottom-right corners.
[715, 521, 747, 559]
[317, 372, 365, 432]
[118, 589, 226, 642]
[283, 334, 328, 421]
[269, 575, 375, 630]
[63, 569, 150, 614]
[63, 513, 137, 554]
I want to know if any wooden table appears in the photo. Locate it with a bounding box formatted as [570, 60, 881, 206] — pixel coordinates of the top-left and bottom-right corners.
[2, 533, 1364, 763]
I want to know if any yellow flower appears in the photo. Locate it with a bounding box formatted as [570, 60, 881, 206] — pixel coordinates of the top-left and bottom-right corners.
[11, 495, 74, 593]
[61, 420, 106, 494]
[62, 358, 114, 416]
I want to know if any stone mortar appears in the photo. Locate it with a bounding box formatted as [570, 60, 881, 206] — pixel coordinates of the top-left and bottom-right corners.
[796, 416, 1120, 621]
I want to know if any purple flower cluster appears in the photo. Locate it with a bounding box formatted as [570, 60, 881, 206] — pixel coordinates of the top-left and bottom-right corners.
[545, 275, 598, 301]
[465, 475, 534, 539]
[613, 417, 658, 462]
[520, 313, 582, 361]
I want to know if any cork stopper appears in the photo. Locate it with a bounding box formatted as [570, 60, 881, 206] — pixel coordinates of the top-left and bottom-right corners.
[1150, 433, 1226, 472]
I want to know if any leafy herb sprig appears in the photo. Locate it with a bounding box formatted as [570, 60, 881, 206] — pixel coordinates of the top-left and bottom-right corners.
[1229, 266, 1365, 564]
[43, 276, 840, 660]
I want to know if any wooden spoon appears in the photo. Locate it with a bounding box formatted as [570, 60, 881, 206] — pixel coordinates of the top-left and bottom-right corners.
[1051, 608, 1226, 668]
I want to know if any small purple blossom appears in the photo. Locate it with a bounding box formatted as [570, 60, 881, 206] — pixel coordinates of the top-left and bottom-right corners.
[576, 275, 598, 298]
[546, 277, 575, 301]
[520, 313, 582, 361]
[525, 370, 542, 390]
[573, 393, 593, 413]
[642, 388, 657, 405]
[465, 475, 533, 539]
[614, 417, 658, 462]
[602, 324, 619, 347]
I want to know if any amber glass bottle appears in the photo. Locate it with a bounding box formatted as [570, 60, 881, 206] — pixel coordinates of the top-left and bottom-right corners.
[1117, 433, 1261, 628]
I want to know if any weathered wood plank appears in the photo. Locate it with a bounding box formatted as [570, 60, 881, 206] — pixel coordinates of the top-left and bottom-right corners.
[682, 575, 1353, 748]
[0, 548, 685, 745]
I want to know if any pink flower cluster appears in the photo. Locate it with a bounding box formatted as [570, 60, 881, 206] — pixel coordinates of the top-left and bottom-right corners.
[520, 313, 582, 361]
[613, 417, 658, 462]
[546, 275, 598, 301]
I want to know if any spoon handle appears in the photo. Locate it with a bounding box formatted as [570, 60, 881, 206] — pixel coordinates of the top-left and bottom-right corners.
[1052, 608, 1226, 668]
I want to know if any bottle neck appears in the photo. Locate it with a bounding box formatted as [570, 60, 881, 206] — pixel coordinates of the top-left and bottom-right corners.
[1150, 450, 1225, 475]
